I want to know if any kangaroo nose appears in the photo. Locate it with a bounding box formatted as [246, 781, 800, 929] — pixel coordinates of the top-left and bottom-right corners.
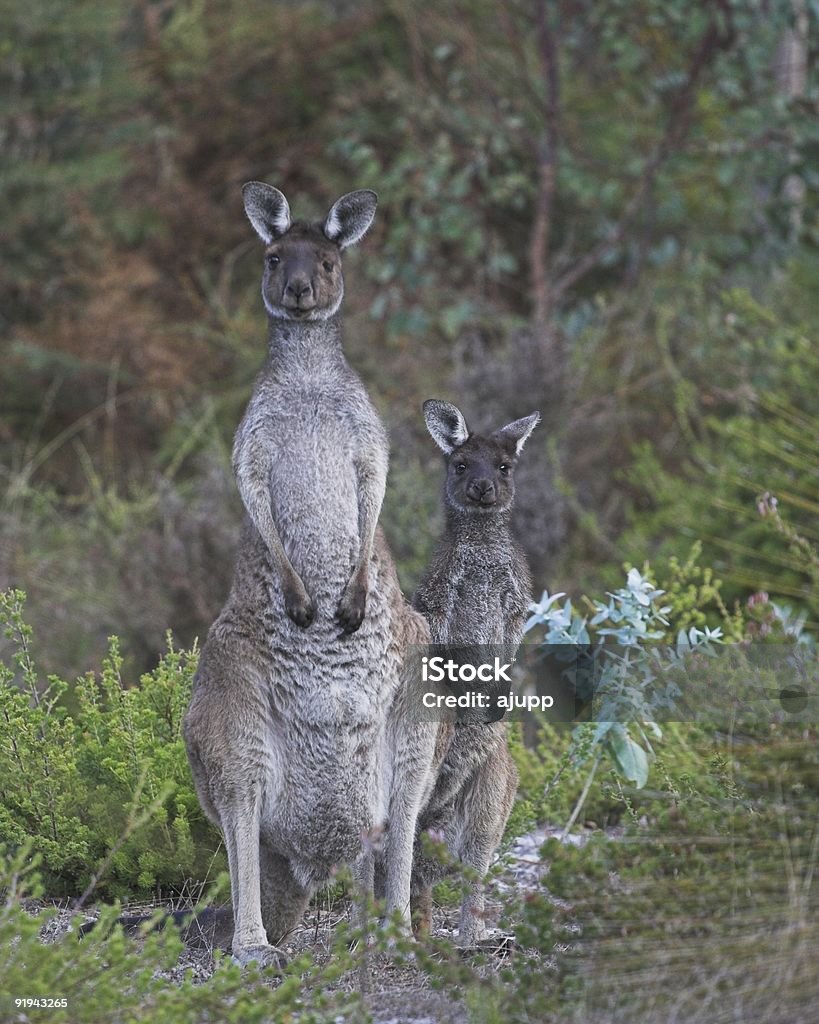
[286, 277, 312, 299]
[467, 479, 496, 504]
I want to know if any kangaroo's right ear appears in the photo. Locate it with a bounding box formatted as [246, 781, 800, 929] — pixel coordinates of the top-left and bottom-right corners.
[423, 400, 470, 455]
[242, 182, 292, 243]
[323, 190, 378, 249]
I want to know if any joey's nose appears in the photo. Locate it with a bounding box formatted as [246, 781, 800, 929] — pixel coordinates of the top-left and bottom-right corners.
[467, 479, 496, 505]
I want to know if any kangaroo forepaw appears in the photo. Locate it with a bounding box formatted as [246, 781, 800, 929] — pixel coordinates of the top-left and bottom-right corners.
[231, 943, 288, 971]
[336, 582, 367, 634]
[284, 583, 315, 627]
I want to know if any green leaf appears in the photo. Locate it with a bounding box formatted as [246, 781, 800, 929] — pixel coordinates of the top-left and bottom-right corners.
[608, 727, 649, 788]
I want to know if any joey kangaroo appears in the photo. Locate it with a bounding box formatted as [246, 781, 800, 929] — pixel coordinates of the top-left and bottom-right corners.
[183, 184, 436, 968]
[411, 399, 539, 947]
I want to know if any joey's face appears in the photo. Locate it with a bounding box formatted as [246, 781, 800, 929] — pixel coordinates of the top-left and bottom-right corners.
[445, 436, 517, 513]
[262, 226, 344, 321]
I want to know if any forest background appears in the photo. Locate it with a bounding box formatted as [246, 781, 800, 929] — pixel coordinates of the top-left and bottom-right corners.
[2, 0, 817, 681]
[1, 4, 818, 1020]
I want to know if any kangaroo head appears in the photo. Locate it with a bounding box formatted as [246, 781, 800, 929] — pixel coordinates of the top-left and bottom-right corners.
[423, 400, 540, 515]
[242, 183, 378, 322]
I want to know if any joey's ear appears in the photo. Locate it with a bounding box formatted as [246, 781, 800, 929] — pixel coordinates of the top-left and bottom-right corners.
[242, 182, 291, 243]
[423, 399, 470, 455]
[323, 190, 378, 249]
[493, 412, 540, 456]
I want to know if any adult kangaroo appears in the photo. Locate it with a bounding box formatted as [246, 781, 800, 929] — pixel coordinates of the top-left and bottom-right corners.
[411, 400, 539, 947]
[183, 184, 435, 969]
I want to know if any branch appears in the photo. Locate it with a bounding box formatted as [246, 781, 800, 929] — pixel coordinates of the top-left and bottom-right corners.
[552, 3, 736, 302]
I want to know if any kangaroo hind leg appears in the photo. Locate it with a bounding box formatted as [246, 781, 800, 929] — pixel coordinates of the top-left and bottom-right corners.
[221, 792, 288, 970]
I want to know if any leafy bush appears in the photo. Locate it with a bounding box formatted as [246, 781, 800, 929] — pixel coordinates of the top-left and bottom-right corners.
[524, 566, 726, 794]
[511, 541, 817, 838]
[0, 590, 219, 899]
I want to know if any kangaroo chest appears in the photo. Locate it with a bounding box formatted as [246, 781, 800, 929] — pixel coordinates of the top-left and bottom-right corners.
[244, 367, 386, 596]
[437, 555, 519, 645]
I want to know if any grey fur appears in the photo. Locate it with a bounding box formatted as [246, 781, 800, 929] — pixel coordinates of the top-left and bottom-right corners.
[411, 400, 539, 947]
[183, 187, 436, 969]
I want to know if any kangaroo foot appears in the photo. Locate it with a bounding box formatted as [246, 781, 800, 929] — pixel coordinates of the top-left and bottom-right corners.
[231, 943, 288, 971]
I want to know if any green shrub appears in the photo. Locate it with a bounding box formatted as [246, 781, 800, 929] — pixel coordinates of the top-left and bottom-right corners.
[0, 589, 220, 899]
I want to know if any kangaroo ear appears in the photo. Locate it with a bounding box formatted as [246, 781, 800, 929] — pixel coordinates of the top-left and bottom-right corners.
[242, 182, 291, 243]
[493, 412, 540, 456]
[323, 190, 378, 249]
[423, 400, 470, 455]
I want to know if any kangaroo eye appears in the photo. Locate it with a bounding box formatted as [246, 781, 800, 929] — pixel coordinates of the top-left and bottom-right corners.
[454, 463, 467, 475]
[266, 253, 280, 267]
[322, 260, 334, 273]
[499, 464, 510, 475]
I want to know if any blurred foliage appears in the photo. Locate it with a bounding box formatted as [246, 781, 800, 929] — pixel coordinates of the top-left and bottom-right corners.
[0, 0, 817, 676]
[0, 846, 373, 1024]
[499, 728, 819, 1024]
[610, 275, 819, 619]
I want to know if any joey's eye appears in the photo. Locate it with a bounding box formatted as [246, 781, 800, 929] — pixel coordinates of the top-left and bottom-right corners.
[454, 463, 467, 475]
[266, 253, 280, 267]
[322, 260, 334, 273]
[499, 463, 510, 475]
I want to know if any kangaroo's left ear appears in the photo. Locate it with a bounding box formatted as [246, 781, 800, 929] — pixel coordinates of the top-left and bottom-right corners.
[493, 412, 541, 456]
[323, 190, 378, 249]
